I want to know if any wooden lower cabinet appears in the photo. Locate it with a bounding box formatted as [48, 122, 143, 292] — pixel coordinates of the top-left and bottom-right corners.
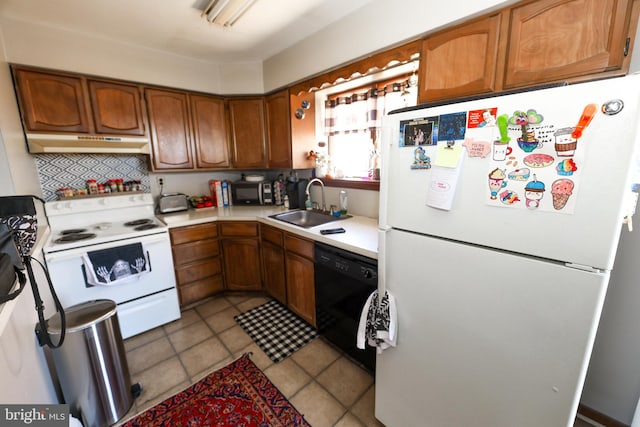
[260, 224, 316, 326]
[284, 233, 316, 327]
[260, 225, 287, 304]
[170, 223, 223, 306]
[220, 222, 262, 291]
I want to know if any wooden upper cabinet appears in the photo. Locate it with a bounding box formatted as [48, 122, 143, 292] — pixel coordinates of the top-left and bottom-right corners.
[190, 94, 230, 169]
[289, 90, 316, 169]
[503, 0, 634, 89]
[265, 89, 292, 168]
[13, 68, 91, 133]
[418, 14, 501, 103]
[145, 88, 194, 170]
[228, 98, 267, 168]
[87, 80, 146, 135]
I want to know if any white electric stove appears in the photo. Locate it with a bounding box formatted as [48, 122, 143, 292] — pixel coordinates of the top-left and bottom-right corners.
[43, 193, 180, 338]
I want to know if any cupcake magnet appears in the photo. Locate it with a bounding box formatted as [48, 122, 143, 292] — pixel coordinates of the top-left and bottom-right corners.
[524, 175, 545, 210]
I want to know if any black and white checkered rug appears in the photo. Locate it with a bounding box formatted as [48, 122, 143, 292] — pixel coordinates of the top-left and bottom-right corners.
[234, 300, 318, 363]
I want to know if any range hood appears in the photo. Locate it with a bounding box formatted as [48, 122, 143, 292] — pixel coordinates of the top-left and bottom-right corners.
[26, 133, 150, 154]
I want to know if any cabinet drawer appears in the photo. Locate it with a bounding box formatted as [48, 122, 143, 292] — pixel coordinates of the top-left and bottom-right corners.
[284, 234, 313, 259]
[173, 239, 220, 265]
[220, 222, 258, 237]
[175, 257, 222, 284]
[170, 223, 218, 245]
[178, 275, 224, 307]
[261, 224, 283, 246]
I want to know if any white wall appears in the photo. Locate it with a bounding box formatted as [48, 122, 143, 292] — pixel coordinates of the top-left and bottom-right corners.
[0, 17, 263, 95]
[581, 228, 640, 424]
[0, 240, 59, 404]
[0, 24, 41, 197]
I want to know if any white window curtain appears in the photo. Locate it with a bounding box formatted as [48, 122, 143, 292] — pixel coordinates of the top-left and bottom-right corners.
[325, 81, 417, 179]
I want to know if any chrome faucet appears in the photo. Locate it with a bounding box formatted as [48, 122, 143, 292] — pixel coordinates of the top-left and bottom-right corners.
[305, 178, 326, 212]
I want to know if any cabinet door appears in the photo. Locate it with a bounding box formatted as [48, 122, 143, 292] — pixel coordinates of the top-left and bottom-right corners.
[285, 251, 316, 327]
[418, 14, 501, 103]
[190, 94, 231, 169]
[146, 88, 194, 170]
[504, 0, 633, 89]
[88, 80, 146, 135]
[175, 258, 224, 306]
[14, 68, 91, 133]
[228, 98, 267, 168]
[265, 90, 292, 168]
[262, 240, 287, 305]
[289, 90, 316, 169]
[222, 238, 262, 291]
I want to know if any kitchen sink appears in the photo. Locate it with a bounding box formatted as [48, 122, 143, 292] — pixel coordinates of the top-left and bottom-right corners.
[270, 209, 351, 228]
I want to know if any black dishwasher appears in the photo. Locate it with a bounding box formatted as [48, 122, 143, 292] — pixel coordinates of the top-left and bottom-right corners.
[314, 242, 377, 373]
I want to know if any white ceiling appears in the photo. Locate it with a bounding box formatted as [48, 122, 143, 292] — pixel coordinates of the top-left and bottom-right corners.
[0, 0, 376, 63]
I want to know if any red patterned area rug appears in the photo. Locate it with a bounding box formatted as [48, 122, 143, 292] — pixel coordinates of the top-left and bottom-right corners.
[121, 354, 310, 427]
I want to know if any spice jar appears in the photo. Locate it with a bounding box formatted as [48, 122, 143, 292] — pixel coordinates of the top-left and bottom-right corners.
[87, 179, 98, 195]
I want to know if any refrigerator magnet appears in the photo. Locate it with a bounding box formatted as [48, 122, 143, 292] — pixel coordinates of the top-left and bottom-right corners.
[462, 138, 491, 158]
[524, 175, 546, 210]
[434, 141, 464, 168]
[400, 117, 438, 147]
[467, 107, 498, 128]
[508, 109, 545, 153]
[411, 147, 431, 170]
[437, 112, 467, 142]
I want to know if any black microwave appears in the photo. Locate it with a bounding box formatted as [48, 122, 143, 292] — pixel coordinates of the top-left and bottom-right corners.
[231, 181, 272, 205]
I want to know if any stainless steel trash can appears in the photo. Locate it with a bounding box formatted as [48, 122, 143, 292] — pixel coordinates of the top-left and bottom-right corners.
[47, 299, 134, 427]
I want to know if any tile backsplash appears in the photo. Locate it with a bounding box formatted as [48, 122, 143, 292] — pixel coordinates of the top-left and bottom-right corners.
[35, 154, 151, 201]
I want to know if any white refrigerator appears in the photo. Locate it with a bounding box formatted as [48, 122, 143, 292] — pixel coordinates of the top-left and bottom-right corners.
[375, 75, 640, 427]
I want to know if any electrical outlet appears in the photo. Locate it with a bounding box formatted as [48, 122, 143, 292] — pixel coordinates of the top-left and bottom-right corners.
[156, 176, 164, 186]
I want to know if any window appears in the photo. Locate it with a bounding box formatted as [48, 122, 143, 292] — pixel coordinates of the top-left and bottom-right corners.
[317, 65, 418, 190]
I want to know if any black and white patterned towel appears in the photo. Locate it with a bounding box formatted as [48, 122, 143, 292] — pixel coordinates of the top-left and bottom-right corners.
[356, 290, 397, 353]
[83, 242, 148, 286]
[235, 300, 318, 363]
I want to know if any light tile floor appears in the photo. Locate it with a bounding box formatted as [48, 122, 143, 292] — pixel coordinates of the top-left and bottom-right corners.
[117, 292, 598, 427]
[118, 293, 380, 427]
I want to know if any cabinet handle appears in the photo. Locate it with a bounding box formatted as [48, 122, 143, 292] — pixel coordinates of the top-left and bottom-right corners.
[624, 37, 631, 57]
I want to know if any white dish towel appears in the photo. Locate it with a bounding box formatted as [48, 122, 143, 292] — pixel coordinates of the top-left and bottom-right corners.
[357, 289, 397, 354]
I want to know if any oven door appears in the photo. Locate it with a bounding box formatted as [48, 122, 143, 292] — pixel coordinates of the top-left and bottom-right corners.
[44, 232, 180, 338]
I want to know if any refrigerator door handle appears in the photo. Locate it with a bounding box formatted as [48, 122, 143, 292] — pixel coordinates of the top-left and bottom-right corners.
[377, 226, 391, 302]
[378, 121, 394, 227]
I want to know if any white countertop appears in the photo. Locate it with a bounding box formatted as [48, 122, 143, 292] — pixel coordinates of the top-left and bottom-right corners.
[158, 206, 379, 259]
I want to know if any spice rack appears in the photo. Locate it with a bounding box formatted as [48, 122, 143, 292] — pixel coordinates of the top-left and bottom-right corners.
[56, 191, 146, 201]
[57, 179, 144, 199]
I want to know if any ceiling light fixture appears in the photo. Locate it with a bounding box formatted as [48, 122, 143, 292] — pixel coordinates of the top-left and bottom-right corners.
[201, 0, 259, 27]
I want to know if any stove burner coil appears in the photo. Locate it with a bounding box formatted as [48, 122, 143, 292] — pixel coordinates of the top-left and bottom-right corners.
[60, 228, 88, 235]
[134, 224, 160, 231]
[124, 219, 154, 227]
[54, 233, 97, 243]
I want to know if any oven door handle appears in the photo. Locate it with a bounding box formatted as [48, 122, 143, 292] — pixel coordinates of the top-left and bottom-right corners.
[44, 234, 169, 262]
[117, 291, 174, 315]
